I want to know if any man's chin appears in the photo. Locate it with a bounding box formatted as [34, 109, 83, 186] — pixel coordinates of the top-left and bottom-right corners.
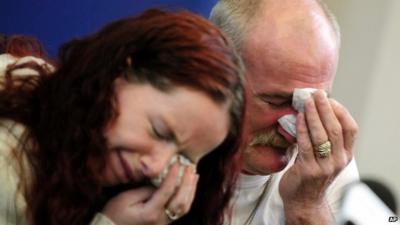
[243, 145, 291, 175]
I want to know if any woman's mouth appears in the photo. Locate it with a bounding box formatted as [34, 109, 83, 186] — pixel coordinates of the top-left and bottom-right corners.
[117, 150, 141, 183]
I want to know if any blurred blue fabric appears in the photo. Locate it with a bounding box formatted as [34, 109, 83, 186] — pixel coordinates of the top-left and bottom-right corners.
[0, 0, 217, 57]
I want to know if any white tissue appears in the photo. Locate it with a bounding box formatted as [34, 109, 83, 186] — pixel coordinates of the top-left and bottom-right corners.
[292, 88, 319, 113]
[278, 88, 326, 138]
[151, 154, 193, 187]
[277, 114, 297, 137]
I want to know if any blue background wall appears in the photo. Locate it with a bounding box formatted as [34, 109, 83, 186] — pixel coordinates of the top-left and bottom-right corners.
[0, 0, 217, 57]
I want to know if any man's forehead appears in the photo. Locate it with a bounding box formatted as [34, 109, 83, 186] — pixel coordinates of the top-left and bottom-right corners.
[243, 37, 336, 93]
[247, 65, 333, 94]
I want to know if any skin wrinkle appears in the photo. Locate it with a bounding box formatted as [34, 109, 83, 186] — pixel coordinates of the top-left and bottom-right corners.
[244, 1, 338, 85]
[104, 83, 230, 176]
[244, 45, 334, 96]
[245, 43, 334, 97]
[237, 0, 340, 175]
[211, 1, 358, 225]
[2, 10, 246, 225]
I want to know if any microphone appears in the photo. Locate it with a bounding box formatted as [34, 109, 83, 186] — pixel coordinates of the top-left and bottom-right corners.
[336, 179, 399, 225]
[362, 178, 397, 213]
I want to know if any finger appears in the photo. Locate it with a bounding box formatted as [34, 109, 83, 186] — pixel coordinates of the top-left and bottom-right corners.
[304, 96, 329, 147]
[113, 187, 155, 206]
[313, 91, 343, 156]
[296, 112, 316, 163]
[166, 165, 197, 216]
[186, 173, 199, 208]
[147, 163, 180, 209]
[329, 99, 358, 157]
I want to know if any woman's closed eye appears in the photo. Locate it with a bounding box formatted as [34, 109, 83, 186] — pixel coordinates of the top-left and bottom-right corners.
[150, 117, 176, 142]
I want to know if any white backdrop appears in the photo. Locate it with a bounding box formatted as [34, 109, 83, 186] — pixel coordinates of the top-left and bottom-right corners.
[325, 0, 400, 213]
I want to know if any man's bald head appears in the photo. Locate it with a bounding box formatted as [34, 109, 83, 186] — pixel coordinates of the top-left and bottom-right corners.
[211, 0, 340, 91]
[210, 0, 341, 175]
[210, 0, 340, 52]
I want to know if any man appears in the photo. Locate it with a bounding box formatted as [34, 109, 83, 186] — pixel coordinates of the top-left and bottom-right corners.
[210, 0, 359, 224]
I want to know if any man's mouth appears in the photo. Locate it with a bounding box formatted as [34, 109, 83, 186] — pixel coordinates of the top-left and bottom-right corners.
[250, 130, 292, 149]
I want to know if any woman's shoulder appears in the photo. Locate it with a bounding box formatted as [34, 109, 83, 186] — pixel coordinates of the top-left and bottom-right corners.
[0, 120, 28, 225]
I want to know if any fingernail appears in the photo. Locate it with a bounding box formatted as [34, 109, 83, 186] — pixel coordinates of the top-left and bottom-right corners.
[194, 174, 200, 183]
[189, 164, 197, 174]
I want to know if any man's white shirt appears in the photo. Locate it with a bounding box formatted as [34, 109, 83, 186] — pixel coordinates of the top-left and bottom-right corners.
[227, 147, 360, 225]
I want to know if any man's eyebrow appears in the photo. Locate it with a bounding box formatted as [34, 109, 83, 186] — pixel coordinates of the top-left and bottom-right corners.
[257, 90, 331, 99]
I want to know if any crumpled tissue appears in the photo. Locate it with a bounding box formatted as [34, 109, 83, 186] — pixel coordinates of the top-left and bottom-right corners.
[277, 88, 327, 137]
[151, 154, 193, 187]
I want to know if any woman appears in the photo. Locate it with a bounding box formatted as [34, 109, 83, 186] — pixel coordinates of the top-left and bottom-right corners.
[0, 35, 50, 57]
[0, 9, 245, 225]
[0, 35, 54, 77]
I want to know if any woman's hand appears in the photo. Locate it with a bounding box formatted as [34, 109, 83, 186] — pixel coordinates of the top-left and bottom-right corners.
[102, 163, 198, 225]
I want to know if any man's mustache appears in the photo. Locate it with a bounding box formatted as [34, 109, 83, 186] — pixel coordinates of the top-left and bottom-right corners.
[249, 129, 292, 149]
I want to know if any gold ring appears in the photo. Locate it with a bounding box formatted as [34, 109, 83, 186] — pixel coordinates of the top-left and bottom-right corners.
[165, 208, 179, 221]
[314, 141, 331, 158]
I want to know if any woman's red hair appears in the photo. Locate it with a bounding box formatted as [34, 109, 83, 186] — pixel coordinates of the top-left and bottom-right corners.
[0, 9, 246, 225]
[0, 34, 49, 59]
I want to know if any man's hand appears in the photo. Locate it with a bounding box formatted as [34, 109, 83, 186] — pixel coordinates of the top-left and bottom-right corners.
[279, 90, 358, 225]
[102, 163, 198, 225]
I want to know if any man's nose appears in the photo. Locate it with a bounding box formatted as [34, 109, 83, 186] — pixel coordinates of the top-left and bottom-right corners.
[274, 106, 297, 120]
[284, 106, 297, 116]
[276, 107, 298, 144]
[277, 122, 297, 144]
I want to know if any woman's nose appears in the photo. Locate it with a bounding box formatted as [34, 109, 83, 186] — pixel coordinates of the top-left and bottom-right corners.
[139, 146, 175, 178]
